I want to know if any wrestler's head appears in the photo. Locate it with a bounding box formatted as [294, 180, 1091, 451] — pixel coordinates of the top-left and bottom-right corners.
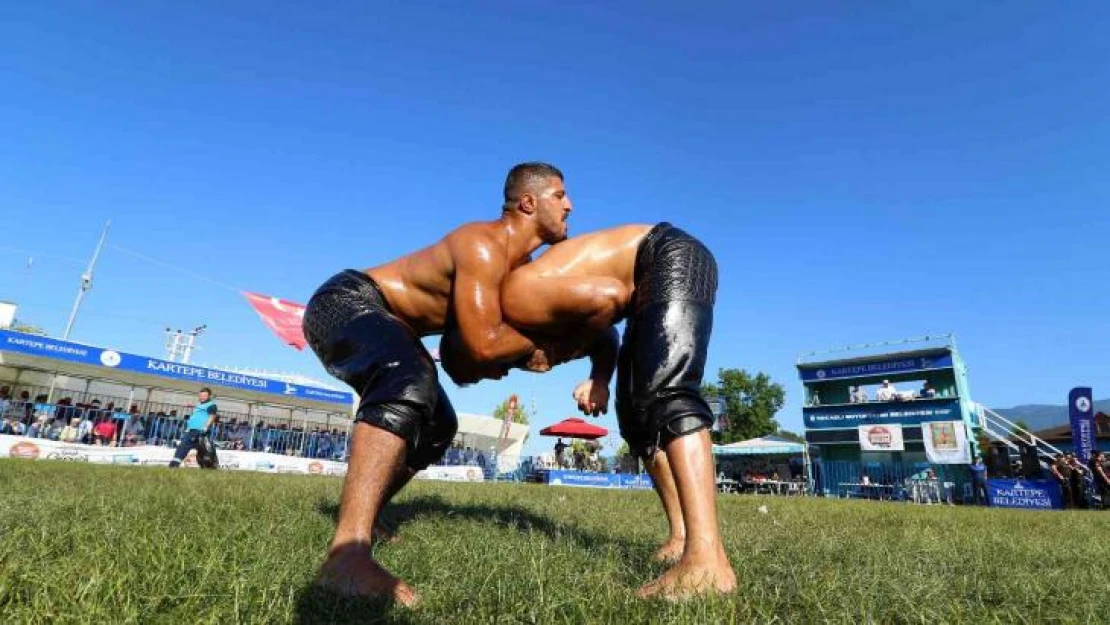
[503, 162, 571, 243]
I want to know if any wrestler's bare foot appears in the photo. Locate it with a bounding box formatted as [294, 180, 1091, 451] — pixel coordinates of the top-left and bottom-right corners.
[651, 536, 686, 564]
[638, 548, 736, 601]
[315, 542, 420, 608]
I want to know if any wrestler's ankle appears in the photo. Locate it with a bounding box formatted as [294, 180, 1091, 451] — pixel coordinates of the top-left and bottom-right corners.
[679, 540, 723, 562]
[328, 534, 373, 553]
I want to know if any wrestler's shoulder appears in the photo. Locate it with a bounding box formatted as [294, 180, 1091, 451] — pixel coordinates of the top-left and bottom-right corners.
[440, 221, 507, 262]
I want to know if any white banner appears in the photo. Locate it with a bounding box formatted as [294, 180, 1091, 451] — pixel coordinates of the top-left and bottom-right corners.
[0, 435, 348, 477]
[921, 421, 971, 464]
[414, 465, 486, 483]
[858, 424, 905, 452]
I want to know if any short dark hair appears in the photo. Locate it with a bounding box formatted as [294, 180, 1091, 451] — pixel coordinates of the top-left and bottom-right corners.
[199, 387, 212, 396]
[503, 162, 563, 208]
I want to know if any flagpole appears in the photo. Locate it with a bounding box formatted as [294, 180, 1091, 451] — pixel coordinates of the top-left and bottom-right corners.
[49, 221, 110, 404]
[63, 221, 110, 340]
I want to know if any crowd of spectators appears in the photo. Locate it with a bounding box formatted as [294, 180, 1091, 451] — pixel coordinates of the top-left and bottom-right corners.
[0, 385, 519, 471]
[0, 385, 349, 460]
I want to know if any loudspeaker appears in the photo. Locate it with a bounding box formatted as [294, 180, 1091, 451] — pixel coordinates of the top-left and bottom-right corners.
[988, 444, 1012, 478]
[1021, 443, 1043, 479]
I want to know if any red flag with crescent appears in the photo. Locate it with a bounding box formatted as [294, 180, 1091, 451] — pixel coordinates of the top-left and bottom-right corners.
[242, 292, 308, 350]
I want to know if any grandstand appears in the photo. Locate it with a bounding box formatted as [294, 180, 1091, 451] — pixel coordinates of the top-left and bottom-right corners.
[0, 327, 529, 476]
[797, 335, 980, 499]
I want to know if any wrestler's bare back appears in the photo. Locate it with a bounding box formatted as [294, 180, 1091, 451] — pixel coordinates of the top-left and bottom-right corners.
[365, 221, 528, 337]
[502, 224, 653, 332]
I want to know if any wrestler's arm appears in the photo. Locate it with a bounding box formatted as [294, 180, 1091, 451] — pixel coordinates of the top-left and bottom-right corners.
[502, 273, 626, 332]
[571, 328, 619, 416]
[442, 233, 536, 380]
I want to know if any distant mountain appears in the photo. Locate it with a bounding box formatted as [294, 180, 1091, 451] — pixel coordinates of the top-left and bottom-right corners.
[994, 399, 1110, 432]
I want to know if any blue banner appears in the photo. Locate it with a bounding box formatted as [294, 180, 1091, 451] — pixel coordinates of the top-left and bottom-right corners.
[618, 473, 655, 489]
[987, 479, 1063, 510]
[799, 353, 953, 382]
[542, 470, 654, 490]
[0, 330, 354, 406]
[804, 398, 961, 429]
[1069, 387, 1095, 466]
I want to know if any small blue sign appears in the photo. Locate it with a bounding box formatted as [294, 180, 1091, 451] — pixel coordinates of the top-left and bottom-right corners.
[1069, 387, 1095, 466]
[986, 479, 1063, 510]
[804, 398, 962, 429]
[799, 353, 954, 382]
[618, 473, 655, 489]
[0, 329, 354, 406]
[543, 470, 654, 490]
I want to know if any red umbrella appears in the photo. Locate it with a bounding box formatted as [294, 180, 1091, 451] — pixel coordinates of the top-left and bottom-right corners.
[539, 417, 608, 440]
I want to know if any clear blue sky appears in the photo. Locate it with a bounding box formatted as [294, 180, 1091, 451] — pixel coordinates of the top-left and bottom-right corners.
[1, 2, 1107, 458]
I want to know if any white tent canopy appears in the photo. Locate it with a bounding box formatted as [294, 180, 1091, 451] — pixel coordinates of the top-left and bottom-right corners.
[712, 435, 806, 456]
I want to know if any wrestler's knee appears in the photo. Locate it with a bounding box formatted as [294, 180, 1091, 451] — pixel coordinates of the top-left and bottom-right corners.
[649, 393, 713, 448]
[408, 386, 459, 471]
[356, 401, 424, 450]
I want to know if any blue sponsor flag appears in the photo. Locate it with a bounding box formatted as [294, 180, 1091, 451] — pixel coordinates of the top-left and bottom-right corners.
[1069, 387, 1095, 501]
[1069, 387, 1095, 465]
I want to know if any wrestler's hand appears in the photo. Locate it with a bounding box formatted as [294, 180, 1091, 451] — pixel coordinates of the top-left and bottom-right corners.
[573, 379, 610, 417]
[439, 330, 507, 385]
[533, 336, 593, 369]
[520, 348, 552, 373]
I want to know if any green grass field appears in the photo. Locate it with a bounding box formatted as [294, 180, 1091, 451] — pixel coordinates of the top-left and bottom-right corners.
[1, 460, 1107, 624]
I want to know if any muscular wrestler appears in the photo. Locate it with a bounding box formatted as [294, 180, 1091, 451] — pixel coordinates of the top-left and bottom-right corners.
[301, 162, 614, 607]
[498, 223, 736, 600]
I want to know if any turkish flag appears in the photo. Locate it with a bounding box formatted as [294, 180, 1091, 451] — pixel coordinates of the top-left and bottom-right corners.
[242, 292, 308, 351]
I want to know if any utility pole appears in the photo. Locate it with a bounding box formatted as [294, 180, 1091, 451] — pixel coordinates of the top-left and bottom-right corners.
[180, 325, 206, 364]
[164, 325, 207, 363]
[165, 329, 184, 362]
[63, 221, 110, 340]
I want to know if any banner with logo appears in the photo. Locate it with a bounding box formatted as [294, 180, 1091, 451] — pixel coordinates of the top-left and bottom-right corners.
[799, 353, 953, 382]
[0, 435, 348, 476]
[1069, 387, 1095, 466]
[542, 470, 654, 490]
[858, 424, 905, 451]
[414, 465, 486, 483]
[242, 292, 308, 351]
[0, 329, 352, 406]
[987, 479, 1064, 510]
[805, 398, 960, 429]
[921, 421, 971, 464]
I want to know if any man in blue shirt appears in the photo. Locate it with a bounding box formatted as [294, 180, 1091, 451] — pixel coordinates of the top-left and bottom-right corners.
[169, 387, 218, 468]
[970, 455, 988, 505]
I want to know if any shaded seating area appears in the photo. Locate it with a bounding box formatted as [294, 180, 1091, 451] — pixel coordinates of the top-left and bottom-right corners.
[712, 436, 811, 496]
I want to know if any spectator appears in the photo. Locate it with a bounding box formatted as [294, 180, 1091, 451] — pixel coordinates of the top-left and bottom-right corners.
[920, 382, 937, 399]
[969, 455, 988, 505]
[32, 395, 53, 422]
[169, 388, 218, 468]
[0, 387, 10, 418]
[17, 391, 33, 425]
[60, 418, 82, 443]
[1091, 451, 1109, 509]
[1050, 455, 1072, 509]
[78, 411, 94, 445]
[1066, 454, 1087, 509]
[122, 411, 145, 446]
[93, 416, 117, 446]
[850, 386, 868, 404]
[554, 438, 568, 466]
[876, 380, 896, 402]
